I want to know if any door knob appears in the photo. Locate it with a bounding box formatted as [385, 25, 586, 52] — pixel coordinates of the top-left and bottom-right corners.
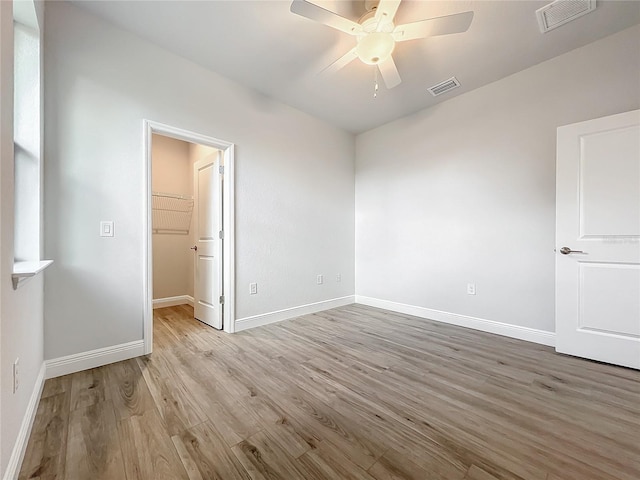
[190, 245, 198, 251]
[559, 246, 584, 255]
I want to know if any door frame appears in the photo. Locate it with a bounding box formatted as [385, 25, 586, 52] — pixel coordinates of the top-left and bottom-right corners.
[143, 119, 236, 354]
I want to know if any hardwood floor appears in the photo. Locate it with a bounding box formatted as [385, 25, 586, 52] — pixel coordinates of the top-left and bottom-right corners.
[19, 304, 640, 480]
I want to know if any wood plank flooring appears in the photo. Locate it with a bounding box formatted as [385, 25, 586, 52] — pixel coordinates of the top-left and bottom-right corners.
[19, 304, 640, 480]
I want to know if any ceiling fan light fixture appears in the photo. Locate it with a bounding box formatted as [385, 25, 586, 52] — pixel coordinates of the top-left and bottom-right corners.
[289, 0, 475, 89]
[356, 32, 395, 65]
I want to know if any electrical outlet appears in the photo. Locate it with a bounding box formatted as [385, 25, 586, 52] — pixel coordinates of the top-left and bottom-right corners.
[13, 358, 19, 393]
[317, 274, 323, 285]
[336, 274, 341, 283]
[467, 283, 476, 295]
[249, 282, 257, 295]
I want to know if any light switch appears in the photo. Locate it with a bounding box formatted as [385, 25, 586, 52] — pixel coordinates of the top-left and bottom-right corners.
[100, 221, 114, 237]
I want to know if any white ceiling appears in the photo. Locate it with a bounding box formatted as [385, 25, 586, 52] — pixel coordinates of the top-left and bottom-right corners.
[71, 0, 640, 133]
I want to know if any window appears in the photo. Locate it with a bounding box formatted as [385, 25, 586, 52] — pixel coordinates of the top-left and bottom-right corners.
[11, 0, 50, 288]
[13, 17, 40, 261]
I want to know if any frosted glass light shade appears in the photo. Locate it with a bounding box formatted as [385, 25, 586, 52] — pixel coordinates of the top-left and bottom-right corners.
[356, 32, 395, 65]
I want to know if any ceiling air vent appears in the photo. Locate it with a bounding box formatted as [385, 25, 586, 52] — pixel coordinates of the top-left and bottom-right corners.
[536, 0, 596, 33]
[427, 77, 461, 97]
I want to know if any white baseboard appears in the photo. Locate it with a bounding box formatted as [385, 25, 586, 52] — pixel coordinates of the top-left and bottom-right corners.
[3, 363, 46, 480]
[235, 295, 356, 332]
[355, 296, 555, 347]
[153, 295, 194, 309]
[45, 340, 145, 379]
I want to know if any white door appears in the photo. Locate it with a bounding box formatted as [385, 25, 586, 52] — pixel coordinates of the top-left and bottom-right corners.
[556, 110, 640, 369]
[193, 153, 223, 329]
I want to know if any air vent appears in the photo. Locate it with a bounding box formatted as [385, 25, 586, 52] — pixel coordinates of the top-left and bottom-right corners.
[427, 77, 461, 97]
[536, 0, 596, 33]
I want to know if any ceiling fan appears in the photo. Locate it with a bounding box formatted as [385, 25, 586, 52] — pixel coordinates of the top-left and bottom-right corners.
[290, 0, 474, 90]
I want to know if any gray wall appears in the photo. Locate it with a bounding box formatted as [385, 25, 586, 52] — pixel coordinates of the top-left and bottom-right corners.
[0, 0, 45, 475]
[43, 1, 355, 359]
[355, 25, 640, 333]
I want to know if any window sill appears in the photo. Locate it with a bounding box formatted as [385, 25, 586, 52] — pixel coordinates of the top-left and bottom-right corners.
[12, 260, 53, 290]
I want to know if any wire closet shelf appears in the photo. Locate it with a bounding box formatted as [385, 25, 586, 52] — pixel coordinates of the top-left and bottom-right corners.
[152, 192, 194, 234]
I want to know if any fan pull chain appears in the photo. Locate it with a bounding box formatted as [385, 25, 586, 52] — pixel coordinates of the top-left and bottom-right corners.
[373, 67, 379, 98]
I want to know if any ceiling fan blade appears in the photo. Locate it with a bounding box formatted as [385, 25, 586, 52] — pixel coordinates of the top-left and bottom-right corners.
[378, 56, 402, 89]
[290, 0, 362, 36]
[393, 11, 474, 42]
[375, 0, 402, 29]
[320, 47, 358, 75]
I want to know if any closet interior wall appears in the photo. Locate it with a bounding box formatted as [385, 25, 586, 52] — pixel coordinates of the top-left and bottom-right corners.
[151, 134, 193, 301]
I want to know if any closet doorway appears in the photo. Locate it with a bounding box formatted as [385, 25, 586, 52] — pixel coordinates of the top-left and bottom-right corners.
[143, 121, 235, 354]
